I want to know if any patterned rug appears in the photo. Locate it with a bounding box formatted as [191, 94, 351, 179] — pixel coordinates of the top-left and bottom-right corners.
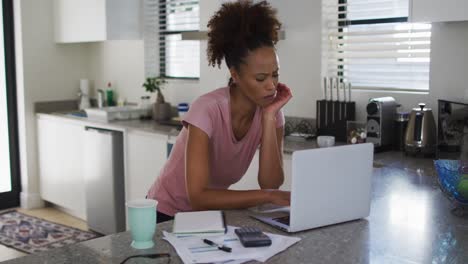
[0, 210, 100, 254]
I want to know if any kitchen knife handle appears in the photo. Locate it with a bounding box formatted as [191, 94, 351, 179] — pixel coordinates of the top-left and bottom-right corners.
[343, 82, 347, 102]
[323, 77, 328, 101]
[336, 78, 340, 102]
[348, 83, 352, 102]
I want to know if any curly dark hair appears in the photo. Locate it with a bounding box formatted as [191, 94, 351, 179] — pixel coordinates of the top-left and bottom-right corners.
[207, 0, 281, 71]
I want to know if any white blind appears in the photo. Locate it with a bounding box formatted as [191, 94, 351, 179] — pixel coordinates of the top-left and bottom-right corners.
[144, 0, 159, 78]
[159, 0, 200, 78]
[323, 0, 432, 91]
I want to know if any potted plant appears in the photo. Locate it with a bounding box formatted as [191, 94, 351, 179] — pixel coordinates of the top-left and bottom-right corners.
[142, 76, 171, 121]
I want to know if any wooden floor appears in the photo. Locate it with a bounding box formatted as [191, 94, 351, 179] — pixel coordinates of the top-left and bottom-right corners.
[0, 207, 88, 262]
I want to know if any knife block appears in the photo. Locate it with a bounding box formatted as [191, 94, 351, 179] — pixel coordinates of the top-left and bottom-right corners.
[316, 100, 356, 142]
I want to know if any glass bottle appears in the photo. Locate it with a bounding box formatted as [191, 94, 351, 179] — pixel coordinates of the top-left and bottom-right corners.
[139, 96, 152, 119]
[106, 82, 114, 106]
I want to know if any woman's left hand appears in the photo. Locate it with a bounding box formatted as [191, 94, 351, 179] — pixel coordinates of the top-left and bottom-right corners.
[263, 83, 292, 116]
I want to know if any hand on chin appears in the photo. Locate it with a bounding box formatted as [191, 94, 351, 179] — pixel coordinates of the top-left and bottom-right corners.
[263, 83, 293, 116]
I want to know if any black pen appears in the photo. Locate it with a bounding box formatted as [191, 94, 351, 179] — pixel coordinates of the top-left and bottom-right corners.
[203, 239, 232, 253]
[221, 211, 227, 234]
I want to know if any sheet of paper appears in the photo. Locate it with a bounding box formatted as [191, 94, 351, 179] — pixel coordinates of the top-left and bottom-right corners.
[163, 226, 301, 264]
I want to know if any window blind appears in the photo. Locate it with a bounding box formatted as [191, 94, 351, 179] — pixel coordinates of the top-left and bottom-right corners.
[144, 0, 200, 79]
[322, 0, 432, 91]
[160, 0, 200, 78]
[144, 0, 159, 78]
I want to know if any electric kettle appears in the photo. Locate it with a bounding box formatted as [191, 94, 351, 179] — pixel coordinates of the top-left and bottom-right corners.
[405, 103, 437, 154]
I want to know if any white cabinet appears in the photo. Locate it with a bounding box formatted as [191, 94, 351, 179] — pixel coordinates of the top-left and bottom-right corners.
[37, 117, 86, 219]
[126, 131, 168, 202]
[410, 0, 468, 23]
[53, 0, 142, 43]
[229, 152, 292, 191]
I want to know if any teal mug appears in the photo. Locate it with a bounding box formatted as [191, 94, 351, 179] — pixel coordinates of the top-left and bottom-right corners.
[126, 199, 157, 249]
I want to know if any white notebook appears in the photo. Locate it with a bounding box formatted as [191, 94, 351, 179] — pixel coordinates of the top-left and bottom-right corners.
[172, 210, 226, 235]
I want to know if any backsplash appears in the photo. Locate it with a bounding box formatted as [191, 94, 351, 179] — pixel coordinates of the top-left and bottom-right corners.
[284, 116, 315, 136]
[34, 99, 141, 113]
[35, 100, 79, 113]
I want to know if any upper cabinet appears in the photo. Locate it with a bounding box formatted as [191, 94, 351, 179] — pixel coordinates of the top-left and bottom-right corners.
[53, 0, 142, 43]
[410, 0, 468, 23]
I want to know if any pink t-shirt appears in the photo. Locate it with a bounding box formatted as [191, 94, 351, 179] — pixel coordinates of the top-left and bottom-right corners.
[147, 87, 284, 216]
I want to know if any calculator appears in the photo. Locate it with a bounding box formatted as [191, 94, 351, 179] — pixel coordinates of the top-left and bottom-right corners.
[235, 227, 272, 247]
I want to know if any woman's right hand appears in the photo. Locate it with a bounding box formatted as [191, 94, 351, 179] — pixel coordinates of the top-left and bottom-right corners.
[266, 190, 291, 206]
[263, 83, 293, 117]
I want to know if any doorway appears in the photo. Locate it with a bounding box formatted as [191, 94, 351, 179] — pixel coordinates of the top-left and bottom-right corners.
[0, 0, 20, 209]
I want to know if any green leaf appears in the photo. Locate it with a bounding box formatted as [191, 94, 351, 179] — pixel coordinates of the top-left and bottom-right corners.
[142, 76, 167, 95]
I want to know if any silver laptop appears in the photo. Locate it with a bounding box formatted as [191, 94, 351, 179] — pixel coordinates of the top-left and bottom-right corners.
[252, 143, 373, 232]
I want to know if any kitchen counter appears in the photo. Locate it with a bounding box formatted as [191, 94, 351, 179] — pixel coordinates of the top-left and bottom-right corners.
[37, 112, 317, 153]
[37, 113, 181, 137]
[5, 152, 468, 264]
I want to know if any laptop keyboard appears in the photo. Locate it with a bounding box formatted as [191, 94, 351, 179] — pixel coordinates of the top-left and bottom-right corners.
[273, 215, 290, 226]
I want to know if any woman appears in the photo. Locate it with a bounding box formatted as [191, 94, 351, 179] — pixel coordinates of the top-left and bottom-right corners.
[147, 0, 292, 223]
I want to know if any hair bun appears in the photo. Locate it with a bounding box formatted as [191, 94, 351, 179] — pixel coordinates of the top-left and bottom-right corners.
[207, 0, 281, 69]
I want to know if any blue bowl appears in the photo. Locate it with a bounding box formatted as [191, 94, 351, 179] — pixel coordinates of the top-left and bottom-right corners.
[434, 160, 468, 205]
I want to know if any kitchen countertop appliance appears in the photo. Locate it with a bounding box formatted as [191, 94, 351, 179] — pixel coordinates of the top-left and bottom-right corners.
[366, 97, 397, 150]
[394, 111, 410, 151]
[405, 103, 437, 155]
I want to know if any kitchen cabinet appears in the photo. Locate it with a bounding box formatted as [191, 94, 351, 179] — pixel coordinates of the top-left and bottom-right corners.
[229, 152, 292, 191]
[53, 0, 142, 43]
[410, 0, 468, 23]
[37, 117, 86, 219]
[126, 131, 168, 202]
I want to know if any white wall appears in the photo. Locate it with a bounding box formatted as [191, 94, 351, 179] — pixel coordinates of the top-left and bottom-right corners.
[88, 40, 145, 103]
[88, 40, 201, 106]
[270, 0, 322, 118]
[429, 21, 468, 112]
[15, 0, 90, 208]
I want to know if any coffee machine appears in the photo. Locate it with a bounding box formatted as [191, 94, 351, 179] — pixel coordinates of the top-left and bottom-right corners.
[366, 97, 398, 149]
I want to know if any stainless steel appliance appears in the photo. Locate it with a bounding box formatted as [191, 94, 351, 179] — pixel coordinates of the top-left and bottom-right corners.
[405, 103, 437, 155]
[83, 127, 125, 235]
[366, 97, 397, 148]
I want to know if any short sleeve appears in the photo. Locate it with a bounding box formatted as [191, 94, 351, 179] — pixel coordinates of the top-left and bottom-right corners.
[276, 109, 285, 128]
[181, 97, 216, 138]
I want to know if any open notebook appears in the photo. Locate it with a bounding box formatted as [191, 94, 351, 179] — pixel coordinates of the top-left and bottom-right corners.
[172, 211, 227, 236]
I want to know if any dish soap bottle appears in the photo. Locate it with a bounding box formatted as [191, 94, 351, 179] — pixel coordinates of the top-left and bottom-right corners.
[106, 82, 115, 107]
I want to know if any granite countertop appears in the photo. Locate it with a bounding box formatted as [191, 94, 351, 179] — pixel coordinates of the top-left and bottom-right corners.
[5, 152, 468, 264]
[37, 113, 181, 137]
[37, 112, 317, 154]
